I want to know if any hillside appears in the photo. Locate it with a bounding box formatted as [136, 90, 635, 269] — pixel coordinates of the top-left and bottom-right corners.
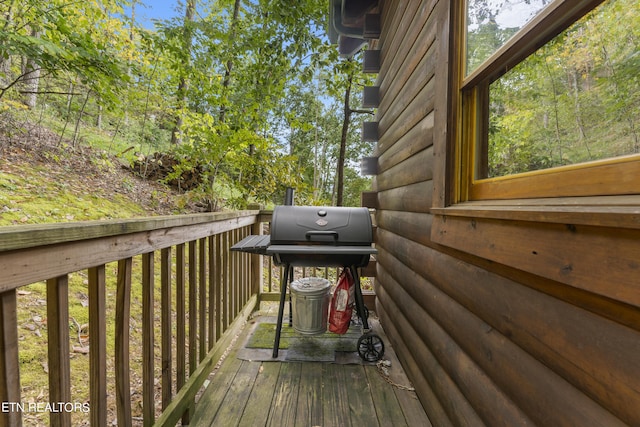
[0, 126, 197, 227]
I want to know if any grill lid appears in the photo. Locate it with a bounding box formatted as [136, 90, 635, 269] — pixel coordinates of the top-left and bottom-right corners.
[270, 206, 372, 246]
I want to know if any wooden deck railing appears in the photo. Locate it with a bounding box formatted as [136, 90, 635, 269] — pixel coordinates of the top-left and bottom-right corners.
[0, 210, 269, 427]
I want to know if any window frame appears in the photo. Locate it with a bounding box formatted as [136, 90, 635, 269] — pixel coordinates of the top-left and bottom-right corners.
[432, 0, 640, 243]
[459, 0, 640, 202]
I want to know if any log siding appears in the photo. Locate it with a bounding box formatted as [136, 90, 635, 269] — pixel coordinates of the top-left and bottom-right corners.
[372, 0, 640, 425]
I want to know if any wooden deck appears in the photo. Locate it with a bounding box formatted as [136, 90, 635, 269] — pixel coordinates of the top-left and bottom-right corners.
[190, 306, 432, 427]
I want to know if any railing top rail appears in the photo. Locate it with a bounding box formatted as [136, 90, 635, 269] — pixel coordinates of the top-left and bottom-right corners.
[0, 210, 262, 253]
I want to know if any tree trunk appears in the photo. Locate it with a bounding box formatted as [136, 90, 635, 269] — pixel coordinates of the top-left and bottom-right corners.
[219, 0, 242, 124]
[171, 0, 196, 145]
[123, 1, 137, 127]
[21, 28, 42, 109]
[336, 73, 353, 207]
[0, 0, 16, 89]
[96, 103, 102, 129]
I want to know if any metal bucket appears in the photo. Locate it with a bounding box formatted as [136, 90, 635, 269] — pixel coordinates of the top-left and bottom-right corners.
[290, 277, 331, 335]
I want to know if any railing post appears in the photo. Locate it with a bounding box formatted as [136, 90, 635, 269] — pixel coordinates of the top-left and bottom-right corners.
[214, 235, 223, 342]
[46, 275, 71, 427]
[188, 241, 198, 373]
[251, 220, 263, 299]
[88, 265, 107, 427]
[142, 252, 155, 427]
[0, 289, 21, 427]
[221, 232, 230, 331]
[198, 238, 207, 362]
[208, 235, 216, 349]
[176, 244, 189, 425]
[231, 229, 239, 317]
[115, 258, 133, 427]
[160, 247, 172, 410]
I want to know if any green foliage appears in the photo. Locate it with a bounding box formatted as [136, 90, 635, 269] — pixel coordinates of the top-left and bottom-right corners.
[170, 111, 306, 209]
[0, 0, 130, 105]
[0, 0, 376, 210]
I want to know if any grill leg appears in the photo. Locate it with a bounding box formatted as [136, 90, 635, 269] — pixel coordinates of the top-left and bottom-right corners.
[349, 265, 370, 331]
[288, 265, 293, 327]
[273, 263, 291, 358]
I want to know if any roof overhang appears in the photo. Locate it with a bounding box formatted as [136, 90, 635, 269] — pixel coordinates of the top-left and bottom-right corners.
[328, 0, 380, 57]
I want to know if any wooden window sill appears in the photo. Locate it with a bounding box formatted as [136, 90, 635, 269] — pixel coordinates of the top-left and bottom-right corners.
[430, 195, 640, 230]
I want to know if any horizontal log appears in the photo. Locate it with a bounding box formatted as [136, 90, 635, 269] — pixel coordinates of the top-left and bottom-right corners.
[0, 215, 257, 291]
[376, 181, 432, 213]
[378, 0, 438, 102]
[379, 78, 436, 157]
[431, 215, 640, 308]
[398, 233, 640, 422]
[376, 146, 434, 191]
[378, 0, 421, 89]
[376, 230, 639, 425]
[379, 24, 438, 129]
[376, 210, 433, 246]
[377, 111, 434, 169]
[376, 267, 532, 426]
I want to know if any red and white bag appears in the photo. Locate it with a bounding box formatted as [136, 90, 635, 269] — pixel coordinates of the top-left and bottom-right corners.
[328, 268, 355, 334]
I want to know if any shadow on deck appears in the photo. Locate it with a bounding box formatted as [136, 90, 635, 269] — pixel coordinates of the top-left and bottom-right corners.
[190, 304, 431, 426]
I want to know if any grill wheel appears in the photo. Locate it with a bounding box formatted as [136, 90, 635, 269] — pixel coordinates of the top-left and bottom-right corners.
[357, 332, 385, 362]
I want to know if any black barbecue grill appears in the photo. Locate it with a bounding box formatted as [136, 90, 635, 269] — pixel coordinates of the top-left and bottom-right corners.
[231, 205, 384, 361]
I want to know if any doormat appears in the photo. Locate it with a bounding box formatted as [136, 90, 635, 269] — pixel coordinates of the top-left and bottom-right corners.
[237, 319, 368, 364]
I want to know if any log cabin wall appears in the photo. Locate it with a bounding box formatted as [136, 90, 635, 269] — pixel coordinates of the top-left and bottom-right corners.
[371, 1, 640, 426]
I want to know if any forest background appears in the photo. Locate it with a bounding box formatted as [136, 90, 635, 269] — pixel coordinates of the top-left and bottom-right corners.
[0, 0, 375, 216]
[0, 2, 378, 423]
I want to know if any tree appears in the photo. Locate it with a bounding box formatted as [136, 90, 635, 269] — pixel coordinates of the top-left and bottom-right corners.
[0, 1, 129, 104]
[219, 0, 241, 124]
[0, 0, 377, 211]
[21, 27, 42, 109]
[171, 0, 196, 145]
[324, 56, 374, 206]
[155, 0, 339, 208]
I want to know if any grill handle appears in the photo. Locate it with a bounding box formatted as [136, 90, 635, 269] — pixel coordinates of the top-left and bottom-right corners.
[305, 230, 339, 243]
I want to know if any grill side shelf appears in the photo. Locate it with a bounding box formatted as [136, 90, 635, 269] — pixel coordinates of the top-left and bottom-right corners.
[230, 235, 271, 255]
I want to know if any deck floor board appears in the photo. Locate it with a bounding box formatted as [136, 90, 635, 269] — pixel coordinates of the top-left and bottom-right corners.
[191, 312, 432, 427]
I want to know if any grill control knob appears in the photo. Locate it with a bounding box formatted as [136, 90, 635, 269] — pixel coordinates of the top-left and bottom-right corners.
[317, 210, 327, 217]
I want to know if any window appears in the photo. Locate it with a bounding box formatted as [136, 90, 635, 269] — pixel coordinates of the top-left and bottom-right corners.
[466, 0, 549, 74]
[460, 0, 640, 200]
